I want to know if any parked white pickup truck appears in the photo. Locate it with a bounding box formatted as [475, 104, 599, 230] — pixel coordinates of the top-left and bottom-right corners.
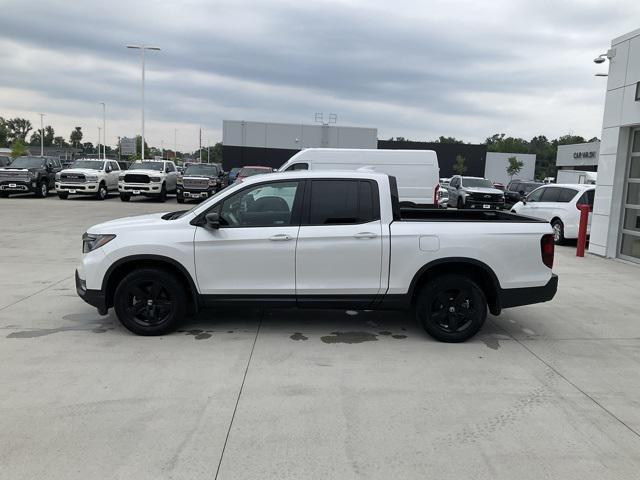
[76, 171, 558, 342]
[56, 159, 121, 200]
[118, 160, 178, 202]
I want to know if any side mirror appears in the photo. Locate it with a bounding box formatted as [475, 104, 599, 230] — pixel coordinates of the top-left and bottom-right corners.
[519, 190, 525, 196]
[205, 212, 220, 229]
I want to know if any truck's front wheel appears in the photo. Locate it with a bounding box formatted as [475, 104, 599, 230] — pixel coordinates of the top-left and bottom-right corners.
[416, 274, 487, 342]
[114, 268, 187, 335]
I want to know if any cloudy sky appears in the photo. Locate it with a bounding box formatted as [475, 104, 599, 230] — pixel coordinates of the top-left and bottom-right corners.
[1, 0, 638, 151]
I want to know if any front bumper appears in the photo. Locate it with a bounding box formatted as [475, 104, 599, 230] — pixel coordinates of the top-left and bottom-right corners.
[56, 182, 99, 194]
[177, 186, 217, 199]
[0, 180, 37, 193]
[497, 274, 558, 310]
[76, 270, 108, 314]
[465, 199, 505, 210]
[119, 182, 163, 195]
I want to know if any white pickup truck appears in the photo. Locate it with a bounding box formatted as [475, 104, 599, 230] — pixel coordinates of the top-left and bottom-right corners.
[76, 171, 558, 342]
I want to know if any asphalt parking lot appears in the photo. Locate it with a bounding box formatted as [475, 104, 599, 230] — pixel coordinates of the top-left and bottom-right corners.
[1, 193, 640, 480]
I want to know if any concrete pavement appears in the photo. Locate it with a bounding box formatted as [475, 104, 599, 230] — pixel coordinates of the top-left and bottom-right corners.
[1, 194, 639, 479]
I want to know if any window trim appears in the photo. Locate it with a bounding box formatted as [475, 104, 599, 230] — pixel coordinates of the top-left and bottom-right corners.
[301, 178, 381, 226]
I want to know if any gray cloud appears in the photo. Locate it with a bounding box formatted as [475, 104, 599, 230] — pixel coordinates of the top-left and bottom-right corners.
[1, 0, 638, 149]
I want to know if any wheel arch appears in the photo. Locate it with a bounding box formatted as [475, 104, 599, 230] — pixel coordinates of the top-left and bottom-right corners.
[408, 257, 501, 315]
[103, 254, 199, 313]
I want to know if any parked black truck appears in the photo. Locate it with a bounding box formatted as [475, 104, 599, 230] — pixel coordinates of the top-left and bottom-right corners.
[176, 163, 226, 203]
[0, 156, 62, 198]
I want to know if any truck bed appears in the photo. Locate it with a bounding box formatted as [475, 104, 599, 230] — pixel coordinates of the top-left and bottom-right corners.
[398, 207, 544, 223]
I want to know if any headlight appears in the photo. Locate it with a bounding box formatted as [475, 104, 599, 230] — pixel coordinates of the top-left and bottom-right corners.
[82, 233, 116, 253]
[209, 178, 217, 186]
[55, 173, 61, 181]
[150, 177, 161, 182]
[177, 176, 183, 185]
[85, 175, 98, 182]
[29, 171, 37, 178]
[119, 174, 125, 180]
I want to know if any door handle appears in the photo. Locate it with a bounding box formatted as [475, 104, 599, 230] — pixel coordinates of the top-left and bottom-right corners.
[354, 232, 378, 239]
[269, 234, 292, 241]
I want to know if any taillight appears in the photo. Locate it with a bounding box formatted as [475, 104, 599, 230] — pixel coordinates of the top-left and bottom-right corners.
[434, 183, 440, 204]
[541, 234, 554, 269]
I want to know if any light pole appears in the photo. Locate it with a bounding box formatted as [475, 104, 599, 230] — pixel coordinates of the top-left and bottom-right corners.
[97, 127, 101, 158]
[39, 113, 45, 157]
[174, 128, 177, 160]
[99, 102, 106, 159]
[125, 44, 161, 160]
[207, 139, 210, 163]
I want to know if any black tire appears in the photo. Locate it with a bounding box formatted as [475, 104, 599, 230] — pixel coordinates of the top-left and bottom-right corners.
[113, 268, 187, 336]
[120, 193, 131, 202]
[457, 197, 464, 210]
[416, 274, 487, 342]
[551, 219, 565, 245]
[177, 195, 185, 204]
[57, 192, 69, 200]
[96, 182, 108, 200]
[36, 181, 48, 198]
[157, 184, 167, 202]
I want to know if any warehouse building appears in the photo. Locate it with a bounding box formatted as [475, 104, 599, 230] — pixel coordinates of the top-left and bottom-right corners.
[589, 27, 640, 263]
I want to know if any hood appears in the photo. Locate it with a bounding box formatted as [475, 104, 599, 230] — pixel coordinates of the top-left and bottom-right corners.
[124, 169, 164, 176]
[465, 186, 504, 195]
[61, 168, 103, 175]
[88, 212, 170, 233]
[183, 174, 214, 179]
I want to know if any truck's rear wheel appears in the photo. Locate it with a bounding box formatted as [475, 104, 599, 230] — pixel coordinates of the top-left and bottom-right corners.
[114, 268, 187, 336]
[416, 274, 487, 342]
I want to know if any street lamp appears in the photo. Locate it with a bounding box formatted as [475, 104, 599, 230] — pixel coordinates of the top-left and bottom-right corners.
[125, 44, 161, 160]
[39, 113, 45, 157]
[99, 102, 106, 159]
[97, 126, 101, 158]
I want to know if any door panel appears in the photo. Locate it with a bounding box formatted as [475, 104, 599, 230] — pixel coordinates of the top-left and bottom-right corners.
[194, 226, 299, 294]
[296, 221, 383, 295]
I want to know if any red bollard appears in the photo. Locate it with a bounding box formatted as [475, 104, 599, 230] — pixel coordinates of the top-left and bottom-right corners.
[576, 204, 592, 257]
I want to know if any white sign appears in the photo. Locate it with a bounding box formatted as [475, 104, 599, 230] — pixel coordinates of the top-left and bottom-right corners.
[120, 137, 136, 156]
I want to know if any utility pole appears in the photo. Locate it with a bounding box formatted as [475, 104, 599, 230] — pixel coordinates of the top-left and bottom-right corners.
[97, 127, 101, 158]
[161, 140, 164, 160]
[125, 44, 161, 160]
[99, 102, 106, 159]
[207, 139, 210, 163]
[39, 113, 45, 157]
[118, 136, 121, 161]
[199, 127, 202, 163]
[174, 128, 177, 160]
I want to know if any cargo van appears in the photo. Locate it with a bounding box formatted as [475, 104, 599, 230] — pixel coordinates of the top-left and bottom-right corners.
[278, 148, 440, 206]
[556, 170, 597, 185]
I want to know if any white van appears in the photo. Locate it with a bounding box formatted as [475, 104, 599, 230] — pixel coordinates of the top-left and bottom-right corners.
[279, 148, 440, 206]
[556, 170, 597, 185]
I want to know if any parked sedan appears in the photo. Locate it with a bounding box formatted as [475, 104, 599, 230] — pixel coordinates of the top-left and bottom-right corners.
[510, 184, 595, 244]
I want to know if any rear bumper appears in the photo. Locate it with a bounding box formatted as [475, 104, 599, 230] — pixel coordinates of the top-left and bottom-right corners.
[497, 274, 558, 310]
[76, 270, 107, 314]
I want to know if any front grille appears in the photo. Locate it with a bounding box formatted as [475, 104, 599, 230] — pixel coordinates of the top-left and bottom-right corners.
[0, 171, 30, 182]
[124, 174, 150, 184]
[60, 173, 86, 183]
[124, 186, 150, 191]
[469, 193, 503, 202]
[183, 178, 210, 189]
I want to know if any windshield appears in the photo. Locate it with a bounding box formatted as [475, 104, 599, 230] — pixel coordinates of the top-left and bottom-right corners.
[240, 167, 270, 176]
[71, 160, 104, 170]
[462, 178, 494, 188]
[185, 165, 218, 176]
[130, 161, 164, 171]
[8, 157, 44, 169]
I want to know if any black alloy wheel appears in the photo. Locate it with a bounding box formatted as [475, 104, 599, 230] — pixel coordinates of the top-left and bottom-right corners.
[416, 274, 487, 342]
[114, 268, 186, 335]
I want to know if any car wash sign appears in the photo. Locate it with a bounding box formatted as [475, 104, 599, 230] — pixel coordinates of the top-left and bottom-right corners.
[556, 141, 600, 167]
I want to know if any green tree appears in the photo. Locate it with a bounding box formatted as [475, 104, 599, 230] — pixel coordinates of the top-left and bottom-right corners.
[10, 139, 28, 158]
[0, 117, 8, 147]
[54, 136, 68, 147]
[70, 127, 83, 148]
[453, 155, 467, 175]
[506, 156, 524, 179]
[6, 118, 33, 142]
[485, 133, 529, 153]
[434, 136, 464, 144]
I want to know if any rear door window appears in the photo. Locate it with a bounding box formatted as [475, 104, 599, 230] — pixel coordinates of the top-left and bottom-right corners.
[540, 187, 562, 202]
[558, 188, 579, 203]
[306, 180, 379, 225]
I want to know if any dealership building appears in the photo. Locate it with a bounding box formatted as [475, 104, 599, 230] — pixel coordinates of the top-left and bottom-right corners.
[589, 27, 640, 262]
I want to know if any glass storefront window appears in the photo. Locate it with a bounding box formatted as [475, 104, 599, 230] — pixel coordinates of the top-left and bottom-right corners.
[627, 183, 640, 206]
[633, 130, 640, 153]
[629, 157, 640, 179]
[621, 234, 640, 259]
[623, 208, 640, 232]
